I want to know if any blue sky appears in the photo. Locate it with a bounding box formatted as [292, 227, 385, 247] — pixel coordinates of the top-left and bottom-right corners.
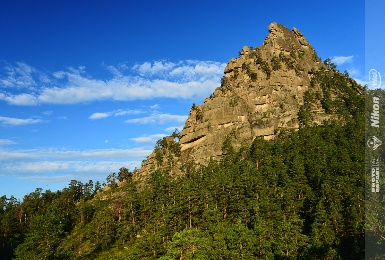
[0, 0, 366, 200]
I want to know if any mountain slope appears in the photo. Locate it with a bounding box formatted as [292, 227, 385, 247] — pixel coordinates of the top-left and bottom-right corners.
[0, 22, 368, 260]
[137, 22, 360, 177]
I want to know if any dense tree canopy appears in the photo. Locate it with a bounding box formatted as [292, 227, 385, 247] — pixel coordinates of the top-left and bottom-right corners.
[0, 65, 374, 259]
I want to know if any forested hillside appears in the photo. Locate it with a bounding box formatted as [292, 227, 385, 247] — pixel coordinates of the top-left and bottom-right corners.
[0, 59, 371, 259]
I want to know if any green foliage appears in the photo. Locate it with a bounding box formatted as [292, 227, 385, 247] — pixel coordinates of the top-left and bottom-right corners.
[106, 173, 118, 188]
[312, 51, 321, 62]
[279, 51, 296, 71]
[297, 91, 314, 126]
[290, 49, 297, 59]
[14, 209, 68, 259]
[260, 60, 271, 79]
[220, 76, 228, 87]
[249, 71, 258, 81]
[241, 62, 248, 71]
[232, 69, 239, 80]
[298, 49, 305, 58]
[191, 103, 203, 121]
[242, 62, 258, 81]
[298, 65, 364, 128]
[221, 135, 235, 156]
[229, 96, 239, 107]
[270, 56, 281, 71]
[154, 135, 182, 167]
[117, 167, 132, 182]
[0, 67, 368, 259]
[312, 66, 364, 119]
[324, 58, 337, 70]
[155, 147, 163, 165]
[195, 109, 203, 122]
[191, 104, 203, 121]
[294, 64, 303, 76]
[160, 229, 212, 259]
[253, 49, 263, 65]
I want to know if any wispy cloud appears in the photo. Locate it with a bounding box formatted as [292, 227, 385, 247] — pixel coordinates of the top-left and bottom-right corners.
[0, 145, 148, 181]
[0, 139, 16, 146]
[0, 116, 42, 126]
[0, 60, 226, 106]
[0, 147, 152, 161]
[7, 160, 142, 180]
[89, 109, 144, 120]
[104, 63, 129, 78]
[150, 104, 160, 110]
[0, 93, 38, 105]
[43, 111, 53, 116]
[133, 61, 176, 76]
[331, 55, 354, 66]
[89, 112, 111, 120]
[19, 174, 75, 183]
[131, 134, 166, 143]
[114, 109, 143, 116]
[0, 61, 38, 89]
[125, 113, 187, 124]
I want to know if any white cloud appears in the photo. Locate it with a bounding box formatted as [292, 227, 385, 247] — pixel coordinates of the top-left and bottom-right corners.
[0, 150, 35, 160]
[133, 61, 176, 76]
[134, 62, 151, 75]
[43, 111, 53, 116]
[331, 55, 354, 66]
[0, 93, 37, 105]
[113, 109, 143, 116]
[0, 145, 148, 181]
[126, 113, 187, 124]
[72, 161, 142, 173]
[89, 109, 144, 120]
[150, 104, 160, 110]
[17, 161, 72, 172]
[89, 112, 111, 120]
[19, 174, 75, 183]
[0, 147, 153, 161]
[109, 67, 122, 77]
[0, 116, 42, 126]
[0, 139, 16, 146]
[7, 160, 142, 179]
[0, 62, 37, 89]
[0, 60, 226, 105]
[131, 134, 166, 143]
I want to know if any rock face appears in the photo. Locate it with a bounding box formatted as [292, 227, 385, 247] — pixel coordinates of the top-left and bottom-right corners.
[136, 22, 329, 176]
[178, 22, 327, 165]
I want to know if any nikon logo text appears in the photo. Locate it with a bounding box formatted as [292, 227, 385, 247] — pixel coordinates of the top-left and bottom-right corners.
[371, 96, 380, 128]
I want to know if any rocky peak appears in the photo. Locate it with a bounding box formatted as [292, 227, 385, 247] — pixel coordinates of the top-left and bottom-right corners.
[136, 22, 329, 177]
[240, 46, 250, 56]
[264, 22, 311, 50]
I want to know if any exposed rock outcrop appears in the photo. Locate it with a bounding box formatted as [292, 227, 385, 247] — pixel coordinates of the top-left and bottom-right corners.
[136, 22, 330, 177]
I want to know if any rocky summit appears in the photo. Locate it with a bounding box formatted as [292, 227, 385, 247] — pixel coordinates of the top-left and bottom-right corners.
[137, 22, 335, 176]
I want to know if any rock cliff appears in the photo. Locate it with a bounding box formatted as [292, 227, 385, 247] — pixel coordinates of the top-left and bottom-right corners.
[136, 22, 332, 177]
